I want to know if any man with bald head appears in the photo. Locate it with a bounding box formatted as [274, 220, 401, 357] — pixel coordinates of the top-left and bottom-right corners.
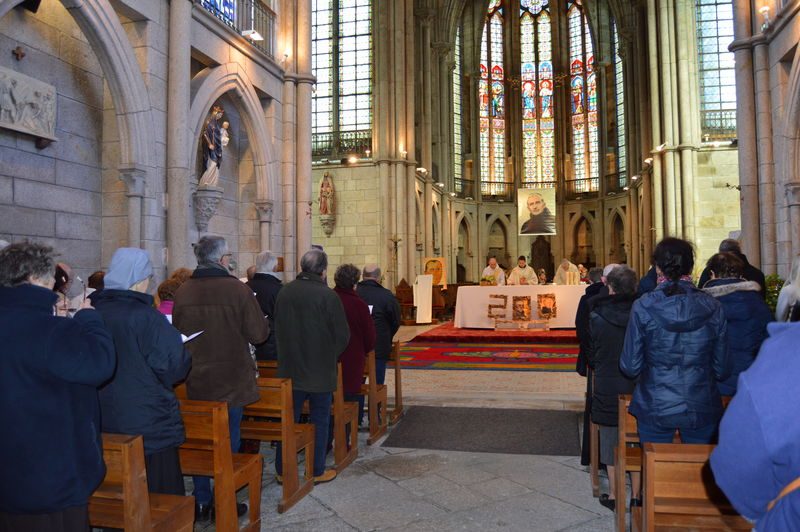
[356, 264, 401, 385]
[520, 192, 556, 234]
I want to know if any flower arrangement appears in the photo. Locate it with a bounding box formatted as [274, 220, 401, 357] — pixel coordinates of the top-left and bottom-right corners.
[765, 273, 784, 314]
[480, 275, 496, 286]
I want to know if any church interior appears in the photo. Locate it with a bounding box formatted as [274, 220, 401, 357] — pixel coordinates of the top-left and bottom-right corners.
[1, 0, 800, 529]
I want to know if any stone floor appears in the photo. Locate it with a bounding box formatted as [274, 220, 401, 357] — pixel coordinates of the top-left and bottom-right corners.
[194, 325, 609, 531]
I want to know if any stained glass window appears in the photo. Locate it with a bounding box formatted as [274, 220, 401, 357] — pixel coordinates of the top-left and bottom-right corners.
[696, 0, 736, 141]
[453, 26, 464, 192]
[568, 0, 598, 192]
[612, 20, 627, 185]
[479, 2, 507, 197]
[312, 0, 372, 159]
[520, 0, 555, 187]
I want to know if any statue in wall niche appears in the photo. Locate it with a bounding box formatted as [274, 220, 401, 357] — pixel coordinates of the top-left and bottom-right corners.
[318, 173, 335, 215]
[198, 105, 228, 188]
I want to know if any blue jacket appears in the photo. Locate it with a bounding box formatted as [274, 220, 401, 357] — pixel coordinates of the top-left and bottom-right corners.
[0, 284, 115, 513]
[703, 278, 772, 395]
[711, 322, 800, 530]
[92, 289, 190, 455]
[620, 280, 730, 429]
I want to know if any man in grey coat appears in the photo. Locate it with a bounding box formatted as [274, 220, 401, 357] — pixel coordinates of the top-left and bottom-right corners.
[274, 249, 350, 483]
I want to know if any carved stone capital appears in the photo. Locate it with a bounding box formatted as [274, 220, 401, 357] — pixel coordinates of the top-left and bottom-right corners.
[119, 167, 146, 197]
[786, 183, 800, 207]
[255, 200, 274, 223]
[193, 186, 224, 232]
[319, 214, 336, 236]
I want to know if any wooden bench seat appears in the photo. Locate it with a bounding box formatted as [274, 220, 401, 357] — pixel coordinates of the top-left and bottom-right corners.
[89, 433, 195, 532]
[241, 376, 315, 513]
[642, 443, 750, 531]
[360, 350, 388, 444]
[387, 341, 405, 424]
[179, 400, 263, 531]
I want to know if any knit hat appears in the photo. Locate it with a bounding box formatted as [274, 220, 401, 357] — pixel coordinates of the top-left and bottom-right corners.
[104, 248, 153, 290]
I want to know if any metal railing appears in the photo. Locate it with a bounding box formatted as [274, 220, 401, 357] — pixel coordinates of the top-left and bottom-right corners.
[605, 172, 628, 194]
[453, 178, 476, 199]
[701, 109, 736, 142]
[480, 181, 514, 202]
[564, 178, 599, 200]
[199, 0, 276, 59]
[312, 130, 372, 161]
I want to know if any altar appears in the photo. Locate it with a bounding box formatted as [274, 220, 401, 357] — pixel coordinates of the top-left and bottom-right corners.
[454, 284, 587, 329]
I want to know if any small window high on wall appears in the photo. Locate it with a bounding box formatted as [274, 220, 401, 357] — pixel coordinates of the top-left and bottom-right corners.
[312, 0, 372, 161]
[696, 0, 736, 141]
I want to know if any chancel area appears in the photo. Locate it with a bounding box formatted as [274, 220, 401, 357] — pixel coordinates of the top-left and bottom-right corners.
[1, 0, 800, 530]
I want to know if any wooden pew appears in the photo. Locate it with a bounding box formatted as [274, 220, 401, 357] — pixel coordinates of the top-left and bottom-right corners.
[255, 360, 358, 473]
[240, 377, 315, 513]
[588, 369, 600, 498]
[360, 350, 388, 444]
[615, 394, 642, 532]
[179, 400, 263, 531]
[642, 443, 750, 531]
[89, 434, 195, 532]
[388, 341, 405, 424]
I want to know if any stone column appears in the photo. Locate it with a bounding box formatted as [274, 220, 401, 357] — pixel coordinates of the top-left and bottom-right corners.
[120, 168, 146, 248]
[787, 184, 800, 254]
[731, 2, 760, 263]
[676, 0, 696, 244]
[753, 36, 776, 273]
[646, 0, 664, 241]
[405, 0, 417, 278]
[281, 74, 298, 279]
[166, 0, 192, 271]
[255, 200, 274, 252]
[418, 8, 434, 173]
[295, 0, 313, 258]
[424, 175, 433, 257]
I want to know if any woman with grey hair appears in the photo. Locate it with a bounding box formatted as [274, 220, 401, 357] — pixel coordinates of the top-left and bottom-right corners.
[0, 242, 115, 531]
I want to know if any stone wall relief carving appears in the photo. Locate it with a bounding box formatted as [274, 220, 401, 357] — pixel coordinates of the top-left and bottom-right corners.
[0, 66, 57, 148]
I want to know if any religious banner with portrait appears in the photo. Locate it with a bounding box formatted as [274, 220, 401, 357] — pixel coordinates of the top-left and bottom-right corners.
[423, 257, 446, 286]
[518, 187, 556, 236]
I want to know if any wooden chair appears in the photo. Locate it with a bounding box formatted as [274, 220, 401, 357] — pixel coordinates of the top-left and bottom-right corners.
[388, 341, 405, 424]
[588, 369, 600, 498]
[255, 360, 358, 473]
[360, 350, 388, 444]
[641, 443, 750, 531]
[240, 377, 315, 513]
[179, 400, 263, 531]
[89, 434, 195, 532]
[615, 394, 642, 532]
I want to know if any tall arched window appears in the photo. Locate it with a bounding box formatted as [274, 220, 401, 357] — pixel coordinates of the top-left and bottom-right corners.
[479, 0, 506, 196]
[612, 20, 626, 185]
[311, 0, 373, 160]
[453, 26, 464, 192]
[695, 0, 736, 141]
[520, 0, 555, 187]
[567, 0, 598, 193]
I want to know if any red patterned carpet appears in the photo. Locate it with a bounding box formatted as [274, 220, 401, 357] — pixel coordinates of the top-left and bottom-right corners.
[399, 342, 579, 371]
[412, 321, 578, 344]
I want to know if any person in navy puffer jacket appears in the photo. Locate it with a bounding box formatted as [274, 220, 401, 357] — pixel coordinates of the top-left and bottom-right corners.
[711, 322, 800, 531]
[702, 252, 772, 396]
[620, 237, 730, 444]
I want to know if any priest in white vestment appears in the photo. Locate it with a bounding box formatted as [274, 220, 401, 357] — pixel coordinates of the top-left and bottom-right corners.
[507, 256, 538, 285]
[481, 257, 506, 285]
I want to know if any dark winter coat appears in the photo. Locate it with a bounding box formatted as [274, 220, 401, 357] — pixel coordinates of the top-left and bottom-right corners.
[275, 272, 350, 393]
[703, 278, 772, 395]
[698, 252, 767, 298]
[588, 294, 637, 426]
[575, 281, 606, 375]
[92, 289, 191, 455]
[247, 273, 282, 360]
[173, 267, 269, 407]
[0, 284, 115, 513]
[334, 287, 377, 394]
[637, 266, 658, 297]
[620, 280, 730, 429]
[711, 322, 800, 531]
[356, 279, 401, 359]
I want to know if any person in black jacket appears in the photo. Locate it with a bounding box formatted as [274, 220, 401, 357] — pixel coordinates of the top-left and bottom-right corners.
[0, 242, 115, 531]
[92, 248, 190, 496]
[697, 239, 766, 298]
[702, 252, 772, 396]
[621, 238, 730, 445]
[588, 265, 639, 511]
[247, 250, 283, 360]
[356, 264, 401, 385]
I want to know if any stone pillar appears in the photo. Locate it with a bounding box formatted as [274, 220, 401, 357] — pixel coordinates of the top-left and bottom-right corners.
[731, 2, 760, 263]
[418, 8, 434, 173]
[404, 0, 417, 278]
[255, 200, 274, 252]
[424, 175, 433, 257]
[753, 37, 776, 273]
[787, 184, 800, 254]
[646, 0, 664, 241]
[676, 0, 696, 244]
[166, 0, 192, 271]
[295, 0, 313, 259]
[281, 75, 298, 279]
[120, 168, 146, 248]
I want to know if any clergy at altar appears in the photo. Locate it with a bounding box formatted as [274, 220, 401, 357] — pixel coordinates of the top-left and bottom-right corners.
[482, 257, 506, 286]
[554, 259, 580, 285]
[507, 256, 538, 285]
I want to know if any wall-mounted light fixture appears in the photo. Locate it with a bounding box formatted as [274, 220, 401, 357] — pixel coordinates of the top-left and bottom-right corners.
[643, 157, 653, 166]
[631, 174, 640, 181]
[347, 156, 359, 164]
[365, 149, 371, 158]
[242, 29, 265, 41]
[654, 142, 669, 153]
[436, 182, 445, 188]
[416, 167, 429, 177]
[399, 150, 408, 159]
[759, 5, 771, 31]
[449, 192, 457, 197]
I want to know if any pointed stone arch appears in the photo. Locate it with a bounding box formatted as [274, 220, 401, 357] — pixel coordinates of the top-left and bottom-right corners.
[189, 64, 279, 207]
[781, 45, 800, 257]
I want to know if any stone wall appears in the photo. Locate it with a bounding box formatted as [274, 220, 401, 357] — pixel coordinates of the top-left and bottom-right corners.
[0, 1, 104, 281]
[694, 146, 741, 270]
[311, 163, 381, 285]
